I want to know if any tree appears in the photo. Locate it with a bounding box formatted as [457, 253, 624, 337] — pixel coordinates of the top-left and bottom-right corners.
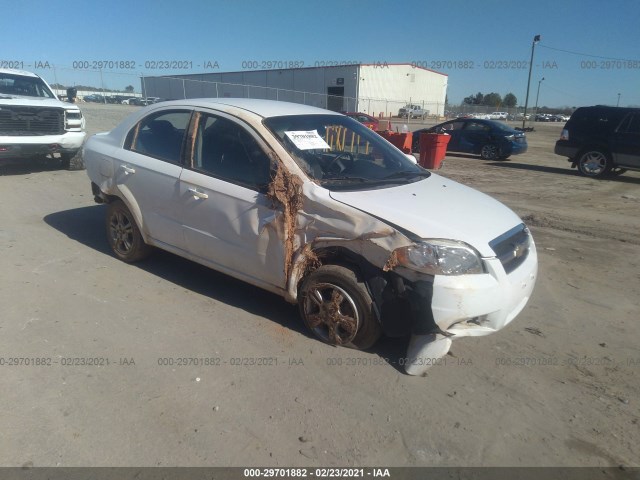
[463, 92, 484, 105]
[483, 92, 502, 107]
[125, 85, 134, 93]
[503, 93, 517, 107]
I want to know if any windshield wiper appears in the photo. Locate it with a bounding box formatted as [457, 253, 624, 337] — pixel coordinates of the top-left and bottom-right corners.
[382, 170, 431, 180]
[320, 175, 369, 183]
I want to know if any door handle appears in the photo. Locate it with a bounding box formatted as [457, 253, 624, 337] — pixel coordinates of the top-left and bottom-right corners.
[121, 165, 136, 175]
[188, 187, 209, 199]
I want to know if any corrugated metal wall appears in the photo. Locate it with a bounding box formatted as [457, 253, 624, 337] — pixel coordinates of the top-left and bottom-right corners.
[357, 64, 448, 116]
[141, 64, 447, 116]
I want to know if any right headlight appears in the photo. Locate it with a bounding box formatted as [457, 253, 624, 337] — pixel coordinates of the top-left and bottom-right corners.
[393, 239, 484, 276]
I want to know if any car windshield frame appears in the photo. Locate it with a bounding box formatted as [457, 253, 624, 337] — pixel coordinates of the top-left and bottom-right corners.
[0, 73, 56, 99]
[264, 114, 428, 191]
[483, 120, 515, 132]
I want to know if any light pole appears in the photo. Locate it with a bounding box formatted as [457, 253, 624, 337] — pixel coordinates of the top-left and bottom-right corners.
[522, 34, 541, 129]
[534, 77, 545, 117]
[617, 93, 621, 107]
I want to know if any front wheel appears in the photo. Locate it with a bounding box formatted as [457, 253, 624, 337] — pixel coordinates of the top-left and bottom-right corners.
[299, 265, 382, 350]
[106, 200, 152, 263]
[480, 144, 499, 160]
[577, 149, 611, 178]
[60, 151, 85, 171]
[610, 167, 627, 176]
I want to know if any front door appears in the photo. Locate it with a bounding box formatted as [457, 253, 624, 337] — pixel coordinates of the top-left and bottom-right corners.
[614, 113, 640, 168]
[178, 111, 286, 289]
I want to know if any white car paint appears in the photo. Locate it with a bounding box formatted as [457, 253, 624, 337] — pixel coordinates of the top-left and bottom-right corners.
[84, 98, 538, 375]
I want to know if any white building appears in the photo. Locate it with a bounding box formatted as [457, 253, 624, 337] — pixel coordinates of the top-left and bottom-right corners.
[141, 63, 448, 117]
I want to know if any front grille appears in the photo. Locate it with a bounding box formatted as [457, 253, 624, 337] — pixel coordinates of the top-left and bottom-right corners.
[0, 106, 64, 135]
[489, 224, 531, 274]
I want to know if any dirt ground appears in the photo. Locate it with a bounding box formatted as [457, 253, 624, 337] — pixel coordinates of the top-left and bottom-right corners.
[0, 103, 638, 468]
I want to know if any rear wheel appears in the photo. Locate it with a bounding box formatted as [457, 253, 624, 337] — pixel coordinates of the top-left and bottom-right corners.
[480, 144, 499, 160]
[299, 265, 381, 350]
[577, 149, 611, 178]
[106, 200, 152, 263]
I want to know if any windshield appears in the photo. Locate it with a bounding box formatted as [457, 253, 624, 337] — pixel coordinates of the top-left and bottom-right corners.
[264, 114, 428, 191]
[492, 121, 516, 132]
[0, 73, 55, 98]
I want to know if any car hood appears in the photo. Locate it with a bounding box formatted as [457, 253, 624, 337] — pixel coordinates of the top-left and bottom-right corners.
[328, 174, 523, 257]
[0, 95, 77, 109]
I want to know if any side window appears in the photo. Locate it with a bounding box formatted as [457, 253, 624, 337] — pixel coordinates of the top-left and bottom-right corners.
[125, 110, 191, 163]
[626, 115, 640, 135]
[465, 122, 490, 132]
[445, 121, 464, 131]
[193, 114, 272, 190]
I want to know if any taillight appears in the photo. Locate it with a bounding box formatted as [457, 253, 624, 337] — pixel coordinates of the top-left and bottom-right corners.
[560, 129, 569, 141]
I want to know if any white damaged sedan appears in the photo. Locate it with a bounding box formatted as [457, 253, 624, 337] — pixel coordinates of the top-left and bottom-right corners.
[84, 98, 537, 375]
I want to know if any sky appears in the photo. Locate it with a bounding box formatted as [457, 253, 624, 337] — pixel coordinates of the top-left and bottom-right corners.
[4, 0, 640, 108]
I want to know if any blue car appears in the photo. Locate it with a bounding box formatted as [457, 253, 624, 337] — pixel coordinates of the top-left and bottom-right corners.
[413, 119, 528, 160]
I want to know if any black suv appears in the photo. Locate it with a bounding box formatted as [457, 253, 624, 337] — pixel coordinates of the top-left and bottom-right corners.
[555, 105, 640, 178]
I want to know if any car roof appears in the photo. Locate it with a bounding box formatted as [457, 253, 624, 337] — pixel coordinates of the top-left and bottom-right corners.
[0, 68, 40, 78]
[576, 105, 639, 113]
[154, 98, 334, 118]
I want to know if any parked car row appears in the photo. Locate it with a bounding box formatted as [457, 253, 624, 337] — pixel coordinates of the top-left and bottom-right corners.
[82, 95, 166, 106]
[535, 113, 569, 122]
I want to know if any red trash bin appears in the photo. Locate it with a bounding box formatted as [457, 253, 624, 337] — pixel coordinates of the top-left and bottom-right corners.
[377, 131, 413, 153]
[418, 133, 451, 169]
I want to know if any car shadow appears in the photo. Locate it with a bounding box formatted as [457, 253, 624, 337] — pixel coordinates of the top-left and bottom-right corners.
[0, 157, 65, 176]
[446, 152, 480, 160]
[44, 205, 303, 332]
[486, 162, 640, 184]
[44, 205, 414, 372]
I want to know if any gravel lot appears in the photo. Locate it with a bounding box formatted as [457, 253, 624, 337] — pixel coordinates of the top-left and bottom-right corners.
[1, 103, 639, 467]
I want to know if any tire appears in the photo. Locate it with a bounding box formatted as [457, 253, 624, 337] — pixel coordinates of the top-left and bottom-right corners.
[299, 264, 382, 350]
[480, 144, 499, 160]
[105, 200, 152, 263]
[577, 149, 611, 178]
[60, 151, 85, 171]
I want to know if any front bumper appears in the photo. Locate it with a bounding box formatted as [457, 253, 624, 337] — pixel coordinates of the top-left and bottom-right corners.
[0, 131, 86, 159]
[507, 140, 528, 156]
[401, 241, 537, 375]
[431, 241, 538, 337]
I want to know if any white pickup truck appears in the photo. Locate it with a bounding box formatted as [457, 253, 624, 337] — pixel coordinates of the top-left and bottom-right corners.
[398, 104, 427, 119]
[0, 68, 86, 169]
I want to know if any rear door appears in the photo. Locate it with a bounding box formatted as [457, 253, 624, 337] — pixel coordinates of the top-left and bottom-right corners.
[117, 108, 192, 248]
[177, 110, 286, 289]
[458, 120, 490, 153]
[613, 113, 640, 168]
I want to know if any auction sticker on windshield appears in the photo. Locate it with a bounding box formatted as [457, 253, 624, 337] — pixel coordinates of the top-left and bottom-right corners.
[285, 130, 331, 150]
